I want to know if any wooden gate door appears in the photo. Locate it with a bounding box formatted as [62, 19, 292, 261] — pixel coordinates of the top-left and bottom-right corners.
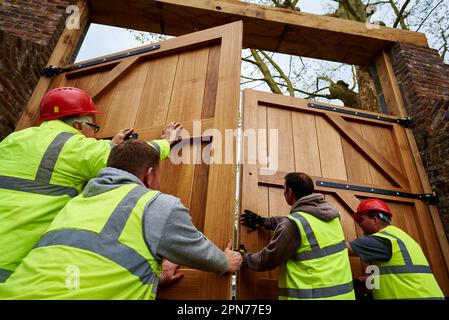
[17, 22, 243, 299]
[237, 89, 449, 299]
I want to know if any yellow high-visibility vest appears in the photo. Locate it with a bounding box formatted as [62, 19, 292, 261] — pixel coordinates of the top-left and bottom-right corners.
[279, 211, 355, 300]
[370, 225, 444, 300]
[0, 184, 162, 300]
[0, 120, 169, 282]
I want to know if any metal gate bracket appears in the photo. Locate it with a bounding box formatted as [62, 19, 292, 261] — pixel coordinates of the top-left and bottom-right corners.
[316, 180, 438, 205]
[42, 44, 161, 78]
[307, 103, 414, 128]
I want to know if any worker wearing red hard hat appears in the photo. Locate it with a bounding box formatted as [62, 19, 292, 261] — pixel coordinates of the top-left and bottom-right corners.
[347, 198, 444, 300]
[0, 87, 181, 283]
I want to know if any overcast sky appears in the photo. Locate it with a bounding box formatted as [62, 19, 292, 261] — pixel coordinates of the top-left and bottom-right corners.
[75, 0, 329, 62]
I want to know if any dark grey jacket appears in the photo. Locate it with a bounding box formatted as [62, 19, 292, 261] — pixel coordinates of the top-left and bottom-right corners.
[243, 193, 339, 271]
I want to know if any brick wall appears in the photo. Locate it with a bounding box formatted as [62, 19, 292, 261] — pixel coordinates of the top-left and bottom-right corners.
[0, 0, 72, 139]
[390, 42, 449, 238]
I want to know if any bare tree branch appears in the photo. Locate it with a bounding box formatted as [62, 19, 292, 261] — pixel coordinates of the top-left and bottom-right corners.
[249, 49, 282, 94]
[393, 0, 411, 29]
[416, 0, 445, 32]
[340, 0, 363, 21]
[259, 50, 295, 96]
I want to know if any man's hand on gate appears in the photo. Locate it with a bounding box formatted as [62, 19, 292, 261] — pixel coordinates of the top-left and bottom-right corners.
[112, 128, 134, 145]
[224, 239, 242, 273]
[161, 122, 182, 146]
[240, 209, 265, 231]
[159, 260, 184, 287]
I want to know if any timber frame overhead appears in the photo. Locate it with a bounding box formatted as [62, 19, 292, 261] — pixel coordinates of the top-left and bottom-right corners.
[88, 0, 428, 65]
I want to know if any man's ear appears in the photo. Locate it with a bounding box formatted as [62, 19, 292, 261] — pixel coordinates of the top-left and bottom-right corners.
[142, 167, 152, 188]
[73, 121, 82, 130]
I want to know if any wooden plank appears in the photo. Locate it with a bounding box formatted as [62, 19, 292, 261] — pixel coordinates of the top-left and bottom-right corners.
[15, 0, 89, 130]
[324, 113, 409, 188]
[376, 51, 449, 282]
[315, 115, 348, 181]
[89, 0, 428, 65]
[201, 21, 242, 300]
[201, 45, 221, 119]
[88, 56, 140, 99]
[237, 90, 271, 300]
[291, 112, 321, 177]
[189, 143, 210, 233]
[341, 121, 373, 186]
[166, 48, 209, 122]
[98, 61, 150, 134]
[355, 122, 399, 188]
[134, 55, 179, 130]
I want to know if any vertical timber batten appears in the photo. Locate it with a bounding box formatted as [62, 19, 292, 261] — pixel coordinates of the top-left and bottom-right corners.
[375, 51, 449, 280]
[15, 0, 90, 131]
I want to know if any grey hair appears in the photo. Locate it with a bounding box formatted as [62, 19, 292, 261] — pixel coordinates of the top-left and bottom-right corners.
[61, 114, 94, 127]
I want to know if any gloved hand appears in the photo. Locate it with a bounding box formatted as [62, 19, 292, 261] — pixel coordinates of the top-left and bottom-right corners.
[240, 209, 265, 231]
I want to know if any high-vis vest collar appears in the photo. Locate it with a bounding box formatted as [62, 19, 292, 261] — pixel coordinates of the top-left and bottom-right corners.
[278, 211, 355, 300]
[370, 225, 444, 300]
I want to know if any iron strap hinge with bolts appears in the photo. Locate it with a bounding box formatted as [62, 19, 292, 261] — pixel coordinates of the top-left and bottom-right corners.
[307, 103, 414, 128]
[42, 45, 161, 78]
[316, 180, 439, 205]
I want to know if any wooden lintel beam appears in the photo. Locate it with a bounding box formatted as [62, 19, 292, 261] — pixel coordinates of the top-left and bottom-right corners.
[88, 0, 428, 65]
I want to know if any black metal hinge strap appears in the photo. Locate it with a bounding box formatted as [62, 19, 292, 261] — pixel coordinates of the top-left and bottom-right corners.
[42, 45, 161, 78]
[307, 103, 414, 128]
[316, 180, 438, 205]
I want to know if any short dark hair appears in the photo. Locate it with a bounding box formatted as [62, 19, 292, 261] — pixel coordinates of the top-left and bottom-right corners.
[107, 140, 159, 178]
[284, 172, 314, 199]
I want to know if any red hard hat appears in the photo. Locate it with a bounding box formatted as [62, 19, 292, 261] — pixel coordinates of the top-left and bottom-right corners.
[39, 87, 103, 121]
[353, 198, 392, 219]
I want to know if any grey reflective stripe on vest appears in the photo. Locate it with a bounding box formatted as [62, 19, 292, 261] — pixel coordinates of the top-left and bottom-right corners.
[378, 265, 432, 275]
[36, 186, 160, 285]
[0, 268, 12, 283]
[36, 229, 156, 284]
[0, 132, 78, 198]
[0, 175, 78, 197]
[377, 230, 432, 275]
[293, 241, 346, 261]
[291, 212, 345, 261]
[35, 132, 74, 183]
[278, 281, 354, 299]
[379, 231, 412, 265]
[101, 187, 158, 239]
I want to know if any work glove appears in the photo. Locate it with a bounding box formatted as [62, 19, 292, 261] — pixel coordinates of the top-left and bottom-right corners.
[240, 209, 265, 231]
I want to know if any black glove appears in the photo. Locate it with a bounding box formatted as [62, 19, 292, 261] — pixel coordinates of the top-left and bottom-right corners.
[241, 209, 265, 230]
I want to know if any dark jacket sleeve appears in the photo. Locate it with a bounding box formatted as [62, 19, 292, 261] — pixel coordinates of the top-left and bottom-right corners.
[244, 218, 301, 271]
[263, 216, 288, 231]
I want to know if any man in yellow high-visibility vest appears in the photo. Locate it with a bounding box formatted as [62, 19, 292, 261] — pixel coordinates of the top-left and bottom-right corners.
[0, 140, 242, 299]
[347, 198, 444, 300]
[240, 172, 355, 300]
[0, 87, 181, 282]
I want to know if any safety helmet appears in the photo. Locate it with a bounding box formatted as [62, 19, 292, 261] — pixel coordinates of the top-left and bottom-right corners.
[39, 87, 103, 121]
[353, 198, 392, 220]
